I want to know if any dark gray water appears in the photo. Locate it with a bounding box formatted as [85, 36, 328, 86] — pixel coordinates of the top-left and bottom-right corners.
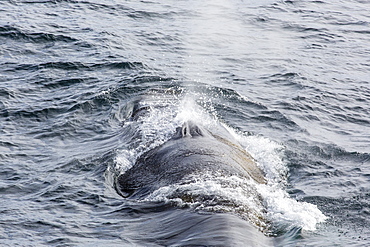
[1, 0, 369, 246]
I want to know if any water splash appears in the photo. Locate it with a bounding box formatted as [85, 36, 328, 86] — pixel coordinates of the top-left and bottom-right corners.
[233, 129, 327, 231]
[257, 184, 327, 232]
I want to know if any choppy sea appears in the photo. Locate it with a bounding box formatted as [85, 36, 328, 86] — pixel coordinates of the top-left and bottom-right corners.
[1, 0, 369, 246]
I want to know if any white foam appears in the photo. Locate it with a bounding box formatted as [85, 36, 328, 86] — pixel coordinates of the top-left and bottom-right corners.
[114, 149, 136, 172]
[257, 184, 328, 231]
[233, 131, 327, 231]
[231, 131, 288, 185]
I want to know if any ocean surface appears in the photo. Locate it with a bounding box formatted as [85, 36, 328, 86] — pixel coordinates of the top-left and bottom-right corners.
[1, 0, 369, 246]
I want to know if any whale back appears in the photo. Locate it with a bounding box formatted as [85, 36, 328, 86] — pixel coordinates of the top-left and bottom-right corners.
[116, 121, 265, 198]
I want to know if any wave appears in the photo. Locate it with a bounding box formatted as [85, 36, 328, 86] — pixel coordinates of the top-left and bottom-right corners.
[3, 61, 144, 72]
[0, 25, 77, 43]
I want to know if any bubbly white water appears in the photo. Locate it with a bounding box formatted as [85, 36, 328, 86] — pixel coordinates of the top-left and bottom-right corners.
[114, 93, 327, 232]
[230, 127, 328, 231]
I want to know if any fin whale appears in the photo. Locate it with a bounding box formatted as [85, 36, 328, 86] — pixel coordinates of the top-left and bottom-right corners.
[114, 101, 273, 246]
